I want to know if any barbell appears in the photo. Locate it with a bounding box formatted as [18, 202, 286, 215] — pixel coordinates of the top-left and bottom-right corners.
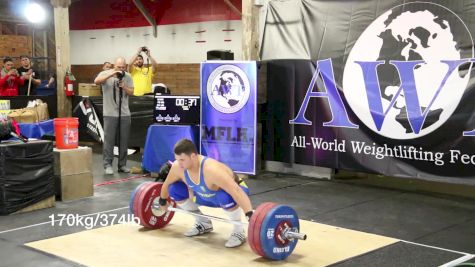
[164, 206, 307, 241]
[130, 182, 307, 261]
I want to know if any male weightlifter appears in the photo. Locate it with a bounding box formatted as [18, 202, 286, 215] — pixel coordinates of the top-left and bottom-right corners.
[157, 138, 254, 248]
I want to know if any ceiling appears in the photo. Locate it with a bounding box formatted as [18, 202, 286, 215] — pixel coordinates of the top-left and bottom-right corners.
[0, 0, 241, 30]
[69, 0, 241, 30]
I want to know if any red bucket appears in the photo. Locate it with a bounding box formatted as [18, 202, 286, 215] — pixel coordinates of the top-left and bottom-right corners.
[54, 117, 79, 149]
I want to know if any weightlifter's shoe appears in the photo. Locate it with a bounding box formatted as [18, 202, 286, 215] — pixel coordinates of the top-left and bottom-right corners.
[184, 221, 213, 237]
[225, 230, 246, 248]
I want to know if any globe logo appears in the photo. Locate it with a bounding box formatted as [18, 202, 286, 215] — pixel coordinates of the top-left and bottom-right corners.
[343, 2, 473, 139]
[206, 65, 250, 114]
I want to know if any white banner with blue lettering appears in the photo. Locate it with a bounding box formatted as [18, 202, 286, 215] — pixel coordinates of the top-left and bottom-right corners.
[200, 61, 257, 174]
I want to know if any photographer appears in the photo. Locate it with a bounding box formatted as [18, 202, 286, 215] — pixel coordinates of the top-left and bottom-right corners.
[94, 57, 134, 175]
[93, 61, 113, 82]
[128, 46, 158, 96]
[0, 57, 25, 96]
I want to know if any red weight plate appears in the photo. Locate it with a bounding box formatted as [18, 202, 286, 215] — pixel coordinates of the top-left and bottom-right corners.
[130, 182, 152, 215]
[135, 182, 176, 229]
[135, 182, 177, 229]
[133, 182, 157, 226]
[248, 203, 271, 254]
[133, 181, 157, 219]
[253, 203, 279, 257]
[248, 202, 278, 257]
[133, 182, 154, 219]
[248, 202, 273, 255]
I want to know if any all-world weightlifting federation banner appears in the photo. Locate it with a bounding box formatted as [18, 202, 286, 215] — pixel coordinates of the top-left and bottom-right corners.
[261, 1, 475, 184]
[200, 61, 257, 174]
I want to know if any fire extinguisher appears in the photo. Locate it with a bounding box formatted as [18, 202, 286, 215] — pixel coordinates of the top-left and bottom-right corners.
[64, 68, 76, 97]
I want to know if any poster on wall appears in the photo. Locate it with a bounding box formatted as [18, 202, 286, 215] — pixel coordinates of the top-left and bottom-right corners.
[261, 1, 475, 183]
[200, 61, 257, 174]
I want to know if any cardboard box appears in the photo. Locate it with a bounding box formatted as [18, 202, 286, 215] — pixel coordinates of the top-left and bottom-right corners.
[53, 146, 93, 201]
[55, 172, 93, 201]
[79, 83, 102, 96]
[7, 103, 49, 123]
[53, 146, 92, 176]
[8, 108, 37, 123]
[35, 102, 49, 121]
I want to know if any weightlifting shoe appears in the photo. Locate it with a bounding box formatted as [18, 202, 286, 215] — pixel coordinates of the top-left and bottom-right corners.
[118, 166, 130, 173]
[225, 231, 246, 248]
[184, 221, 213, 237]
[104, 166, 114, 175]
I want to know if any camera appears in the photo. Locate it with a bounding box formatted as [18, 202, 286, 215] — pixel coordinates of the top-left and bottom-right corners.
[116, 71, 125, 80]
[141, 46, 148, 52]
[10, 69, 18, 76]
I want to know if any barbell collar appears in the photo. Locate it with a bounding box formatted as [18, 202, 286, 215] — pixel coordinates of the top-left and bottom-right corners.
[284, 230, 307, 241]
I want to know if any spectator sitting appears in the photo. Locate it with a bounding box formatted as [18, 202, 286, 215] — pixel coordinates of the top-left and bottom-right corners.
[0, 57, 24, 96]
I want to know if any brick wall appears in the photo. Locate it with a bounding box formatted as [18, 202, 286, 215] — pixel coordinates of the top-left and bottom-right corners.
[71, 64, 102, 84]
[0, 35, 32, 66]
[155, 64, 200, 95]
[72, 63, 201, 95]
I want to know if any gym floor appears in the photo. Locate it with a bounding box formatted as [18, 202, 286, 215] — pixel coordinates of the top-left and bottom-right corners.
[0, 146, 475, 266]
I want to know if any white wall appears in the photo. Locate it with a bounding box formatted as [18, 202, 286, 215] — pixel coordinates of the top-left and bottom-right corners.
[70, 20, 242, 64]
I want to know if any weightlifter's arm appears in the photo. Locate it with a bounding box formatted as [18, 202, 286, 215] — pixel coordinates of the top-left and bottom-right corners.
[159, 162, 182, 200]
[208, 164, 253, 215]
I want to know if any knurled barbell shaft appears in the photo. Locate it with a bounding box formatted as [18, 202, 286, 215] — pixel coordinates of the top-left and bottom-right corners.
[167, 206, 307, 241]
[168, 206, 243, 225]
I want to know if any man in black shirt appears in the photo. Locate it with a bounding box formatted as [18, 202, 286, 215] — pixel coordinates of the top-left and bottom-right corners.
[17, 55, 41, 95]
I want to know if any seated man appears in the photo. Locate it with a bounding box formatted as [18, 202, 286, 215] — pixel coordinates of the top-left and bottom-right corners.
[158, 138, 253, 248]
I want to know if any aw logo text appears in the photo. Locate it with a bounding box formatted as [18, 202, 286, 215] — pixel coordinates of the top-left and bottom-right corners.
[290, 2, 475, 139]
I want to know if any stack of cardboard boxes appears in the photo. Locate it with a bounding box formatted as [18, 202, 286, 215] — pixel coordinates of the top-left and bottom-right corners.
[54, 146, 94, 201]
[7, 99, 49, 123]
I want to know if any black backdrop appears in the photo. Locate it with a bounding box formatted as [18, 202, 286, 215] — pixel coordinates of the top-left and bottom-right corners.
[260, 1, 475, 184]
[72, 96, 154, 148]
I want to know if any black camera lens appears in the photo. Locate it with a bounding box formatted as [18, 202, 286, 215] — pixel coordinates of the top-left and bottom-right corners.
[116, 71, 125, 80]
[141, 47, 148, 52]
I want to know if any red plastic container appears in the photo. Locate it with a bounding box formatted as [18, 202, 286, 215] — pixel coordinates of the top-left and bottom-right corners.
[54, 117, 79, 149]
